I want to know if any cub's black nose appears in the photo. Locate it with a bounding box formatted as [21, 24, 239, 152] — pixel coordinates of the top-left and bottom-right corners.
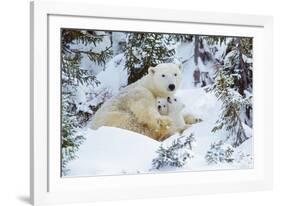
[168, 84, 175, 91]
[158, 105, 161, 110]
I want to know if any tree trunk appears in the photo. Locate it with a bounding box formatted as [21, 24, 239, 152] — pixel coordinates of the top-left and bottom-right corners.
[194, 35, 199, 66]
[237, 38, 248, 96]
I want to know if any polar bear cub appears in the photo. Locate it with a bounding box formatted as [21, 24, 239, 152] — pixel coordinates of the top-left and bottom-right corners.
[166, 96, 189, 132]
[156, 96, 190, 135]
[156, 97, 168, 115]
[166, 97, 185, 126]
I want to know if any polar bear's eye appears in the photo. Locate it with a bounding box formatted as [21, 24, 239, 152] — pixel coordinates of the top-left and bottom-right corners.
[162, 74, 165, 77]
[174, 98, 177, 101]
[174, 73, 177, 76]
[163, 105, 166, 108]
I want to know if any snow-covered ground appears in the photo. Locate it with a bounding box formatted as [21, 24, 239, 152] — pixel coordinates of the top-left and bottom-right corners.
[66, 87, 253, 177]
[64, 36, 253, 177]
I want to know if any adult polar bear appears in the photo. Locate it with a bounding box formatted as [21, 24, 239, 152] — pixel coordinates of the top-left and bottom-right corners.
[92, 63, 195, 141]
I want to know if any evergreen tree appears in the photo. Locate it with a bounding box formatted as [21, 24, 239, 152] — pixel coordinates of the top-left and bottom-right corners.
[61, 94, 85, 174]
[194, 35, 200, 66]
[223, 37, 253, 126]
[205, 140, 235, 164]
[61, 29, 112, 174]
[223, 37, 253, 95]
[152, 134, 195, 170]
[62, 30, 112, 85]
[125, 33, 176, 84]
[209, 67, 251, 147]
[191, 35, 225, 87]
[172, 34, 193, 43]
[194, 35, 222, 65]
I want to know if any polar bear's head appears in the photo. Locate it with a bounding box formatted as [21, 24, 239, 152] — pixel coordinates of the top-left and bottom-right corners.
[167, 96, 185, 113]
[156, 97, 168, 115]
[148, 63, 182, 96]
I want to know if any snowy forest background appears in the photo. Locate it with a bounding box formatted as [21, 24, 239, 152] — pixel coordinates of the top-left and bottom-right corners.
[61, 29, 253, 176]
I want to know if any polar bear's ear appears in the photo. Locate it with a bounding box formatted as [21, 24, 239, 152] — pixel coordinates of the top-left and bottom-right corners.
[176, 63, 183, 71]
[167, 96, 172, 103]
[148, 66, 156, 75]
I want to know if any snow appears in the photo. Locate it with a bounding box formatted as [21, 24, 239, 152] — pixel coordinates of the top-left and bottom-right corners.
[74, 84, 95, 113]
[66, 127, 160, 176]
[212, 38, 229, 61]
[69, 32, 112, 75]
[94, 53, 128, 96]
[176, 41, 216, 89]
[64, 33, 253, 177]
[66, 87, 253, 177]
[72, 53, 128, 114]
[112, 32, 127, 55]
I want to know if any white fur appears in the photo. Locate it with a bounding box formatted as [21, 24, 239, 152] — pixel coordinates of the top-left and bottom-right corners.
[91, 63, 182, 141]
[156, 97, 168, 115]
[167, 96, 186, 129]
[156, 96, 189, 136]
[148, 63, 182, 97]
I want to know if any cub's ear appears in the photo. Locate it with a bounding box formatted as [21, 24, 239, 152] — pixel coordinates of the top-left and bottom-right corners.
[148, 66, 156, 75]
[176, 63, 183, 70]
[167, 96, 172, 103]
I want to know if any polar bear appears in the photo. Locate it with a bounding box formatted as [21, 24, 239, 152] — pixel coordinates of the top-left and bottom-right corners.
[166, 96, 190, 132]
[91, 63, 182, 141]
[156, 97, 190, 140]
[156, 97, 168, 115]
[156, 96, 201, 126]
[156, 96, 202, 141]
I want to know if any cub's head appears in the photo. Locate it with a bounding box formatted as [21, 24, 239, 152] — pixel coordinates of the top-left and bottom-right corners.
[167, 96, 185, 112]
[156, 97, 168, 115]
[148, 63, 182, 96]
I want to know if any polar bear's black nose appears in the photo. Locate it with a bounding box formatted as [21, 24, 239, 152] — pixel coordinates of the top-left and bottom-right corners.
[158, 105, 161, 110]
[168, 84, 175, 91]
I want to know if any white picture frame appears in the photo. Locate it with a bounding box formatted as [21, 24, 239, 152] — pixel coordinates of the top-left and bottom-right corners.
[30, 0, 273, 205]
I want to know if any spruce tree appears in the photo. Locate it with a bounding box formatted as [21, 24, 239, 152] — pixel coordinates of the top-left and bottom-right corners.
[61, 29, 112, 174]
[192, 35, 226, 87]
[209, 67, 251, 147]
[223, 37, 253, 126]
[152, 134, 195, 170]
[205, 140, 235, 164]
[61, 94, 85, 173]
[223, 37, 253, 95]
[125, 33, 176, 84]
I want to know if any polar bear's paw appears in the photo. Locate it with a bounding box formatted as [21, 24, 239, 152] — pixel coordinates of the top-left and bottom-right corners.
[156, 116, 172, 129]
[195, 118, 203, 123]
[184, 115, 202, 125]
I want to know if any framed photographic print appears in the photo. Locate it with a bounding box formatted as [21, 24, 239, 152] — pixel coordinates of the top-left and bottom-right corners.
[30, 0, 273, 205]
